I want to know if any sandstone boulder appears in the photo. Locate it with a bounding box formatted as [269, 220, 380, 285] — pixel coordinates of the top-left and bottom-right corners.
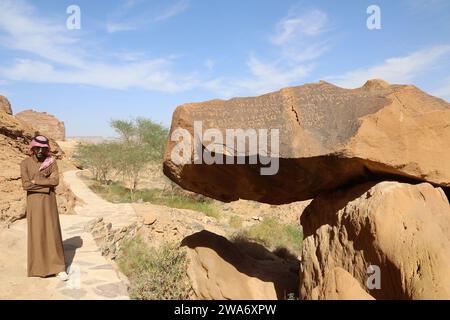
[140, 211, 157, 225]
[299, 181, 450, 300]
[319, 267, 375, 300]
[0, 95, 12, 115]
[163, 80, 450, 204]
[16, 109, 66, 141]
[181, 230, 298, 300]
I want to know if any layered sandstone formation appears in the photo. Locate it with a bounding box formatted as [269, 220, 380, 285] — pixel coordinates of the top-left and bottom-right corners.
[163, 80, 450, 300]
[0, 97, 74, 226]
[0, 95, 12, 115]
[16, 109, 66, 141]
[163, 79, 450, 204]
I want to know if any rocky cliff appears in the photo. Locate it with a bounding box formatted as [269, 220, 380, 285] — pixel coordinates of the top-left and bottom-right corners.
[15, 109, 66, 141]
[0, 95, 12, 115]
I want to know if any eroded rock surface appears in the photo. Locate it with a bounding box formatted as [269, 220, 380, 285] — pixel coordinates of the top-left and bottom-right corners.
[0, 95, 12, 115]
[16, 109, 66, 141]
[300, 181, 450, 300]
[163, 80, 450, 204]
[319, 267, 375, 300]
[181, 230, 299, 300]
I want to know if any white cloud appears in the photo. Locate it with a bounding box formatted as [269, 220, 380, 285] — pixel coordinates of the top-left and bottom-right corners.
[0, 59, 198, 92]
[271, 8, 328, 45]
[105, 0, 189, 33]
[201, 78, 237, 98]
[270, 7, 330, 63]
[0, 0, 85, 67]
[153, 0, 189, 22]
[235, 56, 312, 94]
[0, 0, 197, 93]
[106, 22, 137, 33]
[201, 56, 313, 98]
[1, 0, 317, 97]
[111, 51, 148, 62]
[328, 45, 450, 88]
[201, 7, 329, 97]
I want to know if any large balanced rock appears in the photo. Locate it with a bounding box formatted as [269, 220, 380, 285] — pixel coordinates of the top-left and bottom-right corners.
[0, 95, 12, 115]
[181, 230, 298, 300]
[300, 181, 450, 300]
[16, 109, 66, 141]
[163, 80, 450, 204]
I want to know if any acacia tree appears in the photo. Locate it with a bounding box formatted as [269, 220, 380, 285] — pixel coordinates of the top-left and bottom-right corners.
[110, 119, 135, 143]
[75, 143, 117, 183]
[113, 144, 148, 198]
[110, 118, 168, 198]
[134, 117, 168, 161]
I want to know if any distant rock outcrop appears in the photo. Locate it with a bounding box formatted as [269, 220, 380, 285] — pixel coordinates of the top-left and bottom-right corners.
[15, 109, 66, 141]
[0, 95, 12, 115]
[163, 80, 450, 204]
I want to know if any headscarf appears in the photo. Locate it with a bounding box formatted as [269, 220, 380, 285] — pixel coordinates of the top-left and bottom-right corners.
[29, 135, 55, 171]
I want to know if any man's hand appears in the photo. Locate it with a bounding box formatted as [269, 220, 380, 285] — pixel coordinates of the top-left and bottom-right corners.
[31, 179, 35, 184]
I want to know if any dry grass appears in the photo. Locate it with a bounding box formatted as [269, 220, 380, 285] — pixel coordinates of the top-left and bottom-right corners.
[117, 236, 193, 300]
[233, 217, 303, 256]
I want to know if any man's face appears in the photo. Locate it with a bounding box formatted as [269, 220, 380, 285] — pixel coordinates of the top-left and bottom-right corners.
[32, 147, 49, 160]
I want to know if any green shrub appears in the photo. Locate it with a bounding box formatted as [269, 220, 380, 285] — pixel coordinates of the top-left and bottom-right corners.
[117, 237, 192, 300]
[287, 292, 297, 300]
[90, 182, 221, 218]
[237, 217, 303, 256]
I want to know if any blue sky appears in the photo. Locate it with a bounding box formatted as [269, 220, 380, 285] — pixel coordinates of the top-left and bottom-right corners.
[0, 0, 449, 137]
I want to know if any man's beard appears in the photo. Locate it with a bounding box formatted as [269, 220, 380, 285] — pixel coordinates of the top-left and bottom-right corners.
[36, 153, 46, 160]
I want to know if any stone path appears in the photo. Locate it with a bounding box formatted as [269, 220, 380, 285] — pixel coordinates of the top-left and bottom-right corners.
[0, 170, 137, 300]
[63, 170, 137, 229]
